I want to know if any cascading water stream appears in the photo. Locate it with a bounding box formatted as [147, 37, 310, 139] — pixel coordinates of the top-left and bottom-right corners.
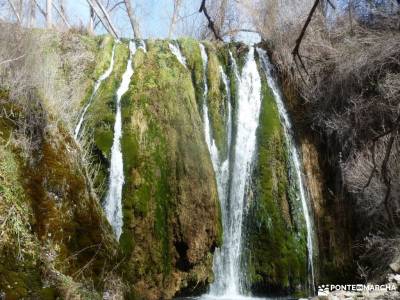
[224, 46, 262, 296]
[74, 43, 116, 139]
[257, 48, 315, 291]
[103, 41, 136, 240]
[169, 42, 187, 68]
[200, 44, 263, 298]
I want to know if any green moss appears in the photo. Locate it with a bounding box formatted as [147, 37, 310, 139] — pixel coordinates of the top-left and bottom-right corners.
[178, 38, 205, 114]
[118, 39, 221, 295]
[202, 43, 229, 159]
[0, 134, 42, 299]
[92, 35, 114, 79]
[229, 43, 248, 73]
[244, 64, 308, 293]
[85, 42, 130, 198]
[0, 33, 121, 299]
[75, 35, 115, 108]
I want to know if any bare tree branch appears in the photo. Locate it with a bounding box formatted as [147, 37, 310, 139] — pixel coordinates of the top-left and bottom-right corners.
[7, 0, 21, 24]
[381, 130, 396, 227]
[46, 0, 52, 28]
[33, 0, 47, 18]
[363, 140, 377, 191]
[86, 0, 119, 38]
[30, 0, 36, 27]
[292, 0, 320, 60]
[124, 0, 141, 39]
[0, 54, 25, 65]
[52, 2, 71, 28]
[326, 0, 336, 9]
[168, 0, 182, 38]
[199, 0, 223, 41]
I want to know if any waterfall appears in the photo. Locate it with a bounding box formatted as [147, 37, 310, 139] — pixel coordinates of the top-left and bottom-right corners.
[169, 42, 187, 68]
[200, 44, 263, 298]
[257, 48, 315, 291]
[199, 43, 232, 296]
[74, 44, 116, 140]
[225, 47, 262, 296]
[103, 41, 136, 240]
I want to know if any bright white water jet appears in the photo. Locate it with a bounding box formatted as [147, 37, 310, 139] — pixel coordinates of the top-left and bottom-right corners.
[224, 46, 262, 296]
[169, 42, 187, 68]
[103, 41, 136, 240]
[257, 48, 315, 291]
[208, 65, 233, 296]
[200, 44, 262, 298]
[74, 44, 116, 139]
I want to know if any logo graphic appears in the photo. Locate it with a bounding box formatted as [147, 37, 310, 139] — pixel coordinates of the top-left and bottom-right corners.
[318, 285, 330, 296]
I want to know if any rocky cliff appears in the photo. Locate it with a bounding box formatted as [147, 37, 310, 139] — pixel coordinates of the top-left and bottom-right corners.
[1, 27, 316, 299]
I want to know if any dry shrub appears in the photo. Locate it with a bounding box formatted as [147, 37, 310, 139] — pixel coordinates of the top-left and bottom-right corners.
[0, 22, 95, 129]
[249, 0, 400, 281]
[359, 233, 400, 281]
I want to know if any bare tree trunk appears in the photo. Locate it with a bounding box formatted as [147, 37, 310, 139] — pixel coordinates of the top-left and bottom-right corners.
[168, 0, 182, 38]
[348, 0, 353, 34]
[7, 0, 22, 24]
[88, 7, 95, 35]
[46, 0, 52, 28]
[18, 0, 23, 22]
[216, 0, 228, 35]
[30, 0, 36, 27]
[52, 2, 70, 28]
[59, 0, 69, 25]
[124, 0, 141, 39]
[86, 0, 119, 38]
[33, 0, 46, 18]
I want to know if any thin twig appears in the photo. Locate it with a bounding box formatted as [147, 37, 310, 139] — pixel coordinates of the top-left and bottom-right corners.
[0, 54, 25, 65]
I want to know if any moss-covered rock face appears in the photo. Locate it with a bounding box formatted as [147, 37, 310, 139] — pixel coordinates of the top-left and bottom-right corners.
[85, 42, 130, 198]
[1, 28, 316, 299]
[0, 32, 122, 299]
[242, 61, 308, 296]
[0, 98, 119, 299]
[118, 39, 221, 299]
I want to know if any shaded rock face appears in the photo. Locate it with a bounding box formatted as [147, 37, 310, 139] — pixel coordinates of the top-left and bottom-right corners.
[275, 65, 356, 285]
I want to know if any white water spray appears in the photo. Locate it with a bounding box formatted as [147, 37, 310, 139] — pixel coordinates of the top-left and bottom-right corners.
[74, 44, 116, 139]
[103, 41, 136, 240]
[169, 42, 187, 68]
[224, 47, 262, 296]
[257, 48, 315, 290]
[200, 44, 263, 298]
